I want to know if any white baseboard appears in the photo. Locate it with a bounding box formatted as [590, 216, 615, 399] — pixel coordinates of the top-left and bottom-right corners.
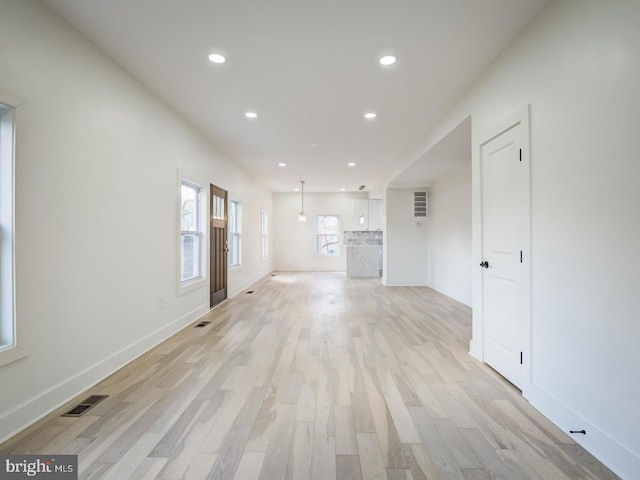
[272, 266, 346, 272]
[382, 278, 429, 286]
[229, 269, 274, 298]
[0, 303, 209, 445]
[468, 339, 482, 361]
[526, 384, 639, 480]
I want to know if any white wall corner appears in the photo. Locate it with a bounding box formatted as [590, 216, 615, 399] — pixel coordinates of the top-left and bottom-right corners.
[468, 339, 482, 361]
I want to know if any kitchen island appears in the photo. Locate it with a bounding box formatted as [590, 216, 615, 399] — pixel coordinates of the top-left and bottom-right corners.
[343, 231, 382, 278]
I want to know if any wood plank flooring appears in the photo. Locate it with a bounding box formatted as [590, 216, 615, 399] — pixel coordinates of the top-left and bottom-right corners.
[0, 272, 620, 479]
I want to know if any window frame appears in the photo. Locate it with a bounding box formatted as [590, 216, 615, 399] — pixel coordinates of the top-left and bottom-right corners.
[0, 89, 26, 368]
[178, 176, 206, 294]
[229, 199, 242, 268]
[261, 210, 268, 260]
[315, 214, 341, 257]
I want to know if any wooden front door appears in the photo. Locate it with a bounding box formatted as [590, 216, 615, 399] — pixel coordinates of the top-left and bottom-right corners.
[210, 184, 228, 308]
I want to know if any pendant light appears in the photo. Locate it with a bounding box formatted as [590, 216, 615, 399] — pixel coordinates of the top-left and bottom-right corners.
[298, 180, 307, 222]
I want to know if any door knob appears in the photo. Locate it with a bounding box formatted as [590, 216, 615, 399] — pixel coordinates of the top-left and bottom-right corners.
[479, 261, 489, 268]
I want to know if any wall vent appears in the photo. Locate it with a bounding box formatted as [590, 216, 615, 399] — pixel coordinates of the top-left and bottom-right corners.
[413, 191, 427, 217]
[62, 395, 108, 417]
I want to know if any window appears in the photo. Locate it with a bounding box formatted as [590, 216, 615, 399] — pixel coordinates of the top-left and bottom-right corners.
[229, 200, 242, 267]
[0, 97, 25, 367]
[261, 210, 268, 259]
[180, 180, 202, 284]
[315, 215, 340, 256]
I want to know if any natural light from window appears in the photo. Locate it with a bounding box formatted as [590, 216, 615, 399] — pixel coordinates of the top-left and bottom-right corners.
[261, 210, 268, 259]
[0, 98, 25, 367]
[315, 215, 340, 256]
[180, 180, 201, 283]
[230, 200, 242, 267]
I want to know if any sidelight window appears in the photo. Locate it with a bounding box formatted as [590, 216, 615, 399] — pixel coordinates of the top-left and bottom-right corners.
[229, 200, 242, 267]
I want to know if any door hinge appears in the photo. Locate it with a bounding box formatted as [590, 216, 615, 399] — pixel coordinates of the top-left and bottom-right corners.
[519, 148, 522, 162]
[520, 251, 523, 263]
[520, 352, 523, 365]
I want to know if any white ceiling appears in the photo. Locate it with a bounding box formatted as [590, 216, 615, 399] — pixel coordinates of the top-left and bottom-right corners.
[40, 0, 548, 192]
[390, 116, 471, 188]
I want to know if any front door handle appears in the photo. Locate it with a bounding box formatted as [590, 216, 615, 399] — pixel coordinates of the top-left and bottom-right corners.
[224, 240, 230, 252]
[479, 261, 489, 268]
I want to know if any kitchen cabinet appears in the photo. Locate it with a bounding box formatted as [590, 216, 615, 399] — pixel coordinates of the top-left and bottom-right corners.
[368, 199, 382, 231]
[352, 199, 383, 231]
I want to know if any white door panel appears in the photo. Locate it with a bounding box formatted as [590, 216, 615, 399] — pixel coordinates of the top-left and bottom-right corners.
[481, 124, 527, 388]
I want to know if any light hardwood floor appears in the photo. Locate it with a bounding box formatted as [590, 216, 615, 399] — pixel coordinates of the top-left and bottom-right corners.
[1, 272, 620, 479]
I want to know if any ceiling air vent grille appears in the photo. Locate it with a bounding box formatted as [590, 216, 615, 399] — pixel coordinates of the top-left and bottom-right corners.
[414, 192, 427, 217]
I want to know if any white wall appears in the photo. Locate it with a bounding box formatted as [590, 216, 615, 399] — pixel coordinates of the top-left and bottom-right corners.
[426, 163, 472, 306]
[273, 192, 367, 271]
[0, 0, 273, 443]
[383, 188, 429, 286]
[403, 0, 640, 476]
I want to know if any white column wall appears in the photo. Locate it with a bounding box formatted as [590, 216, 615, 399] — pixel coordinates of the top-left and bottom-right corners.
[383, 188, 429, 286]
[426, 163, 472, 306]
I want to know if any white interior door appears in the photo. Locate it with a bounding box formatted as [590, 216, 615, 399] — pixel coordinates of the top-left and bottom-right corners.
[480, 121, 529, 389]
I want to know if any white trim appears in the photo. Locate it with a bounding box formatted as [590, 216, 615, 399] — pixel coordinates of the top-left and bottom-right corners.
[260, 209, 268, 260]
[229, 199, 242, 267]
[0, 345, 26, 369]
[0, 88, 24, 109]
[526, 384, 639, 480]
[177, 173, 207, 296]
[314, 214, 341, 257]
[178, 277, 207, 295]
[272, 267, 346, 273]
[468, 339, 482, 361]
[381, 278, 428, 286]
[0, 90, 26, 368]
[0, 302, 209, 444]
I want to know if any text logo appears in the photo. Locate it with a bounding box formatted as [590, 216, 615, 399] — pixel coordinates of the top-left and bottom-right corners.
[0, 455, 77, 479]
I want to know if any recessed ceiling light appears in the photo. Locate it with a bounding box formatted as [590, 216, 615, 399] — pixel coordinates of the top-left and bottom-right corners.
[294, 188, 299, 192]
[379, 55, 397, 66]
[278, 162, 286, 167]
[340, 188, 346, 192]
[348, 162, 356, 167]
[364, 112, 376, 119]
[245, 112, 258, 119]
[208, 53, 226, 64]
